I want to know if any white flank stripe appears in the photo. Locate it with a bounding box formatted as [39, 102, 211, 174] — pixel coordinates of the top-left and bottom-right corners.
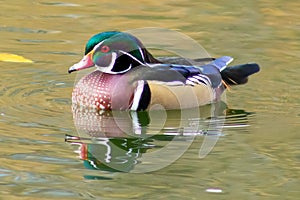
[149, 80, 185, 86]
[188, 77, 201, 84]
[185, 80, 195, 86]
[196, 74, 212, 85]
[130, 80, 145, 110]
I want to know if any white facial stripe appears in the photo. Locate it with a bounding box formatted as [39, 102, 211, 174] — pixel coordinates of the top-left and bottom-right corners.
[92, 40, 117, 73]
[118, 50, 146, 66]
[93, 41, 105, 51]
[138, 47, 145, 62]
[93, 41, 146, 74]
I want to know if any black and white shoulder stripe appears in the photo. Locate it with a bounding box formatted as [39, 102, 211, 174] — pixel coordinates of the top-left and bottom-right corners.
[130, 80, 151, 111]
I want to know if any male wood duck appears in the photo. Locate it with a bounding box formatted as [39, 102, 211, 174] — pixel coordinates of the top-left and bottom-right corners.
[69, 31, 259, 111]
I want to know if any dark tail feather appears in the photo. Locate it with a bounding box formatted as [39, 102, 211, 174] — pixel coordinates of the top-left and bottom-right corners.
[221, 63, 260, 85]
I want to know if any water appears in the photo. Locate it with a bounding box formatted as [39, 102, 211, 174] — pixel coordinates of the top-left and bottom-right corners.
[1, 0, 299, 199]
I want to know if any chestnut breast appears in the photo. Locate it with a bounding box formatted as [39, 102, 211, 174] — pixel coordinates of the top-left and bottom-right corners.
[72, 71, 136, 110]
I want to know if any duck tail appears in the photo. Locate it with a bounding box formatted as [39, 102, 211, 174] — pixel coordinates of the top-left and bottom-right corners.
[221, 63, 260, 85]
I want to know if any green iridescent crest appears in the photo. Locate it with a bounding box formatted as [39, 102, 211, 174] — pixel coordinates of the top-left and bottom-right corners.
[84, 31, 152, 73]
[85, 31, 120, 55]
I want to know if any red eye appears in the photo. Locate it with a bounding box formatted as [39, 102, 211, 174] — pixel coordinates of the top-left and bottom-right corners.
[100, 45, 110, 53]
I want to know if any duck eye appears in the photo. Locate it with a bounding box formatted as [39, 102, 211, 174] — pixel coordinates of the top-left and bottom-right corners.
[100, 45, 110, 53]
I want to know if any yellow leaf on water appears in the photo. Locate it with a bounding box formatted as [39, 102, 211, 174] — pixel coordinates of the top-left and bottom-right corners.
[0, 53, 33, 63]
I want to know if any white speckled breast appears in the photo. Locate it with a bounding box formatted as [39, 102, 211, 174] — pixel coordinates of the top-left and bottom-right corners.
[72, 71, 136, 110]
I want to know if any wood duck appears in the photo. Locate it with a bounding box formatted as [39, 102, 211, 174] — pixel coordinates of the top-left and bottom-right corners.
[69, 31, 259, 111]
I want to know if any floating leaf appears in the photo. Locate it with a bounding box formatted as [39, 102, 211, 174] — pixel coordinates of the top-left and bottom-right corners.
[0, 53, 33, 63]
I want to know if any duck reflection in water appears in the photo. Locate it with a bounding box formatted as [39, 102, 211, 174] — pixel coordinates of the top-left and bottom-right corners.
[66, 102, 252, 174]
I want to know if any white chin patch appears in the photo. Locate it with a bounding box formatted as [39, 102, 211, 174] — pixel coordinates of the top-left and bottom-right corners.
[95, 52, 117, 74]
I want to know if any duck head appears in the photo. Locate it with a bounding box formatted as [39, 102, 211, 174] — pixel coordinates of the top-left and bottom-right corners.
[69, 31, 157, 74]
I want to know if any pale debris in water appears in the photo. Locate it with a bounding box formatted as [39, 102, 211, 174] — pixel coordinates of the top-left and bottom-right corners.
[205, 188, 223, 193]
[0, 53, 33, 63]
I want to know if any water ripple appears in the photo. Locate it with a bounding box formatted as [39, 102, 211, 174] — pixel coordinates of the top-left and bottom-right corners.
[9, 153, 78, 165]
[0, 26, 59, 34]
[23, 188, 80, 197]
[38, 2, 80, 7]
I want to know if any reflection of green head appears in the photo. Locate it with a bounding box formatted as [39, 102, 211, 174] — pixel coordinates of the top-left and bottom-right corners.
[82, 138, 150, 172]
